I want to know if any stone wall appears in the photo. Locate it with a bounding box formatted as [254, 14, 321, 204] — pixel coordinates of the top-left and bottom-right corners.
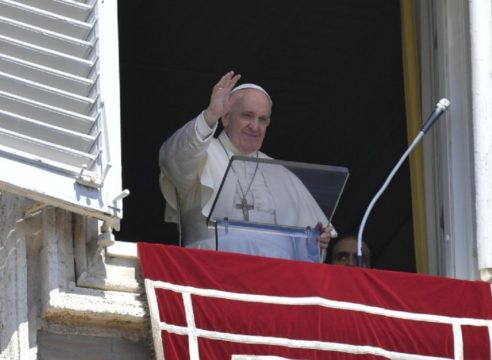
[0, 192, 152, 359]
[37, 332, 151, 360]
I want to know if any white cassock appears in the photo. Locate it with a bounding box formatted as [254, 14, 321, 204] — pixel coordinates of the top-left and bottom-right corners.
[159, 112, 329, 262]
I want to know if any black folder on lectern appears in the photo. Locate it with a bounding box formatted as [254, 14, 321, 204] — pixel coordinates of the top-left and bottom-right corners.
[206, 156, 349, 263]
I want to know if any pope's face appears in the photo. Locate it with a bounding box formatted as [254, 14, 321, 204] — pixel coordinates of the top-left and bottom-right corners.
[222, 89, 271, 155]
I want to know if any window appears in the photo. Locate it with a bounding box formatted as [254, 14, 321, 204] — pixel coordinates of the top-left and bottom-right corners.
[0, 0, 123, 227]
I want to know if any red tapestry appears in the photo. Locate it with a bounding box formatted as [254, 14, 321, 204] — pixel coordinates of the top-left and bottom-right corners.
[138, 243, 492, 360]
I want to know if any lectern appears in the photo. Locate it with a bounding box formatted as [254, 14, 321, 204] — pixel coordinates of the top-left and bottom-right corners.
[206, 156, 349, 263]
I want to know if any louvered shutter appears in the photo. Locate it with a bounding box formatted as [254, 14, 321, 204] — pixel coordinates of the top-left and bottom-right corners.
[0, 0, 124, 225]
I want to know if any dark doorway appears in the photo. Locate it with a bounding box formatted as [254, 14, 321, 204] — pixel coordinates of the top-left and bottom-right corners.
[117, 1, 415, 272]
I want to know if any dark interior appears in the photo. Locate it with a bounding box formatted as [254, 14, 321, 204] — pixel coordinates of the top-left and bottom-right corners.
[117, 0, 416, 272]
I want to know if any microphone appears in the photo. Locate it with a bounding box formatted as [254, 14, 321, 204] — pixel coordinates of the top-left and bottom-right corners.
[420, 98, 451, 134]
[356, 98, 450, 267]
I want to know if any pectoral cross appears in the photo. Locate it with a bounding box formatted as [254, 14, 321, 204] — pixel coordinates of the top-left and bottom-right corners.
[236, 197, 254, 221]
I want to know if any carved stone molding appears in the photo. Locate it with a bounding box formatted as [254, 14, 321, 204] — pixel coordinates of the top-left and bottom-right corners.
[0, 195, 150, 359]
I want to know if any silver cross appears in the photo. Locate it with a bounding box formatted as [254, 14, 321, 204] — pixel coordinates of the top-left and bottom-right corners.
[236, 198, 253, 221]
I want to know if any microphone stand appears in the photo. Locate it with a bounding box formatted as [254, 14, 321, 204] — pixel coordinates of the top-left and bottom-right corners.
[356, 99, 450, 267]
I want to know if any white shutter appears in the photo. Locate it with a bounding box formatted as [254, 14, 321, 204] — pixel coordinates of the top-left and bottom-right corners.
[0, 0, 125, 226]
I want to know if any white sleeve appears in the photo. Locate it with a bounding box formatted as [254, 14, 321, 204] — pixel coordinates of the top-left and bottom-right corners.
[195, 111, 217, 140]
[158, 112, 217, 194]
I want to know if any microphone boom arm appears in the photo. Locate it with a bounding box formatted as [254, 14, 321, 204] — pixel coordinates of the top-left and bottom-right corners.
[356, 133, 423, 266]
[356, 98, 450, 267]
